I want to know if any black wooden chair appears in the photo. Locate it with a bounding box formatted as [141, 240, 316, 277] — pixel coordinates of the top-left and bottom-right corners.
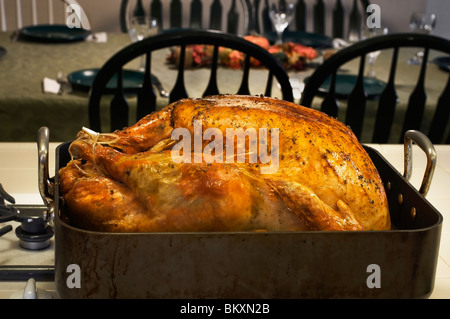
[301, 33, 450, 144]
[0, 0, 91, 32]
[88, 29, 293, 132]
[120, 0, 248, 35]
[299, 0, 371, 39]
[248, 0, 370, 39]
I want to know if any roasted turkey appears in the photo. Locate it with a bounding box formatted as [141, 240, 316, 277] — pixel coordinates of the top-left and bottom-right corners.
[59, 95, 391, 232]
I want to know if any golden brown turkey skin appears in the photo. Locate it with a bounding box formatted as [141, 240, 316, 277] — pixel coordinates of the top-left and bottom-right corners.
[62, 146, 308, 232]
[62, 95, 391, 232]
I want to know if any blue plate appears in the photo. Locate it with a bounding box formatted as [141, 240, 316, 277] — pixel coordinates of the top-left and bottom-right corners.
[265, 31, 332, 48]
[18, 24, 91, 43]
[306, 74, 386, 100]
[433, 56, 450, 72]
[68, 68, 144, 93]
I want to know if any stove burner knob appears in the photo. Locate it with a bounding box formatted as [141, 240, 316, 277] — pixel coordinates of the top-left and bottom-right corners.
[15, 225, 54, 250]
[9, 278, 53, 299]
[15, 209, 54, 250]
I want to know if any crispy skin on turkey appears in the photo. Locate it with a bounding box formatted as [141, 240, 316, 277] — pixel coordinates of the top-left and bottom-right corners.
[61, 95, 391, 232]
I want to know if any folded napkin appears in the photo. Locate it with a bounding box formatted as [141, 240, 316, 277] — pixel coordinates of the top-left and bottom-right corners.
[86, 32, 107, 43]
[42, 77, 61, 94]
[42, 73, 72, 95]
[332, 38, 350, 49]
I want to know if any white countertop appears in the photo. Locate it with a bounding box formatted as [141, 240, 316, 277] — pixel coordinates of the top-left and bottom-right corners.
[0, 141, 449, 299]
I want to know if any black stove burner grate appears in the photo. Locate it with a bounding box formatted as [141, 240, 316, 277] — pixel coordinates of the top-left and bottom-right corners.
[0, 265, 55, 281]
[0, 183, 54, 249]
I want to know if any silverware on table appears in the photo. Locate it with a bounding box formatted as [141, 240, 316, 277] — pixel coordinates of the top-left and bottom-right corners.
[151, 74, 169, 98]
[57, 71, 72, 95]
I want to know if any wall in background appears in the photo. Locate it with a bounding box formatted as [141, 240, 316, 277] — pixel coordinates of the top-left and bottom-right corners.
[425, 0, 450, 39]
[1, 0, 446, 39]
[79, 0, 433, 38]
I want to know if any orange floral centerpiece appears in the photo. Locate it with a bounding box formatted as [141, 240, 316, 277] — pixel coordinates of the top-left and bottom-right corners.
[167, 35, 317, 71]
[268, 41, 317, 70]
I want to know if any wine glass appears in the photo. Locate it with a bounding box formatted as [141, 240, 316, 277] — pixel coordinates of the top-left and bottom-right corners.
[128, 16, 158, 43]
[128, 16, 158, 70]
[408, 12, 436, 65]
[361, 26, 389, 78]
[268, 0, 295, 45]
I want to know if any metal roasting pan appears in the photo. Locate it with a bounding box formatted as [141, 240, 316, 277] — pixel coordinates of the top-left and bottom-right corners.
[37, 127, 443, 299]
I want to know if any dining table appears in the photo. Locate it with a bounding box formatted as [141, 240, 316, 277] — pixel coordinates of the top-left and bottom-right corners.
[0, 28, 449, 298]
[0, 31, 133, 142]
[0, 30, 296, 142]
[0, 30, 449, 144]
[0, 141, 448, 298]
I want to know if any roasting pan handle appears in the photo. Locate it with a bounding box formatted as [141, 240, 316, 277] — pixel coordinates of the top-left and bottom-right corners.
[403, 130, 437, 197]
[37, 127, 54, 223]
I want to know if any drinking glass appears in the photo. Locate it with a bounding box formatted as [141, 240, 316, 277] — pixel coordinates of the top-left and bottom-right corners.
[408, 12, 436, 65]
[128, 16, 158, 70]
[268, 1, 295, 45]
[128, 16, 159, 43]
[361, 26, 389, 78]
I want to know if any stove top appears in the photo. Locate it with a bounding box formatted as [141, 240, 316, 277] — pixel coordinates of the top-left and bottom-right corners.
[0, 187, 55, 298]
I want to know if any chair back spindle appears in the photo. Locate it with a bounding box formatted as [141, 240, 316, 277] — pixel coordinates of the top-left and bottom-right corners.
[227, 0, 239, 34]
[210, 0, 222, 31]
[313, 0, 325, 35]
[237, 55, 251, 96]
[252, 0, 261, 34]
[264, 71, 274, 97]
[137, 52, 157, 121]
[348, 0, 362, 41]
[169, 44, 189, 104]
[110, 69, 129, 130]
[261, 0, 272, 34]
[133, 0, 145, 17]
[170, 0, 182, 29]
[190, 0, 202, 29]
[332, 0, 344, 39]
[320, 72, 339, 118]
[295, 0, 306, 32]
[429, 74, 450, 144]
[345, 55, 367, 139]
[203, 45, 220, 97]
[372, 46, 399, 143]
[150, 0, 163, 26]
[401, 47, 429, 142]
